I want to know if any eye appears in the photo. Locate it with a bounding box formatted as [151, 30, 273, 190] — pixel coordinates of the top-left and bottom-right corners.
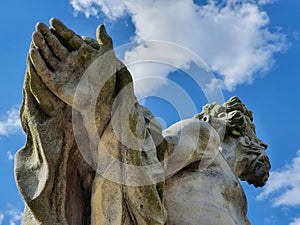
[203, 116, 210, 122]
[218, 112, 226, 119]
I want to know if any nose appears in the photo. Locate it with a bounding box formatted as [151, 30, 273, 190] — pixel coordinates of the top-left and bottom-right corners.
[260, 142, 268, 149]
[259, 139, 268, 150]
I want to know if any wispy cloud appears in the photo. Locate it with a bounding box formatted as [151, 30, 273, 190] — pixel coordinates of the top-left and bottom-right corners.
[257, 150, 300, 207]
[258, 0, 273, 5]
[0, 106, 21, 136]
[0, 207, 23, 225]
[71, 0, 286, 95]
[6, 208, 22, 225]
[0, 213, 4, 225]
[7, 151, 14, 161]
[290, 217, 300, 225]
[264, 215, 278, 225]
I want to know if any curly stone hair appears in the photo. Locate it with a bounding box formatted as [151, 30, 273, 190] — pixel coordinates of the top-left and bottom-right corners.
[195, 96, 255, 136]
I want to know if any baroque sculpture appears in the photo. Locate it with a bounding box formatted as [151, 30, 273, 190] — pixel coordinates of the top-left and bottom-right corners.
[15, 18, 271, 225]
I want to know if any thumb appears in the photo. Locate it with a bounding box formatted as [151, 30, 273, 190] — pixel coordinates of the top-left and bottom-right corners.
[96, 24, 113, 50]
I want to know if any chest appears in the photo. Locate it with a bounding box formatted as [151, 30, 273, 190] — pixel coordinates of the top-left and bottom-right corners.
[165, 155, 248, 225]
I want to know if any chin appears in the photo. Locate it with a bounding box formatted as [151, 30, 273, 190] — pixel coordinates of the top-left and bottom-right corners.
[240, 157, 271, 187]
[249, 176, 268, 187]
[245, 163, 270, 187]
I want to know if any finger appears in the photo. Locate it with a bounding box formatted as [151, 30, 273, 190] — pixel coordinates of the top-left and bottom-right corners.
[82, 36, 100, 50]
[32, 31, 59, 70]
[28, 60, 64, 115]
[28, 59, 46, 98]
[29, 48, 58, 93]
[50, 18, 84, 50]
[96, 24, 113, 51]
[36, 22, 69, 60]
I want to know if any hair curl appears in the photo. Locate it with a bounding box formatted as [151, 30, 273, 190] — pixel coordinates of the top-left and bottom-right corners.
[195, 96, 255, 136]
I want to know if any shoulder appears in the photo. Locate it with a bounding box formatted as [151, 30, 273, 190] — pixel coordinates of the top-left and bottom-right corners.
[163, 118, 220, 148]
[164, 118, 218, 137]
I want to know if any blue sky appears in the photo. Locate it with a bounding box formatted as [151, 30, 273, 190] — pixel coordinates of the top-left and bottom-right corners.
[0, 0, 300, 224]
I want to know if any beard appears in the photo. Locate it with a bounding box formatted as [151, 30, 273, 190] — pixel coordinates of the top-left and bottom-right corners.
[239, 153, 271, 187]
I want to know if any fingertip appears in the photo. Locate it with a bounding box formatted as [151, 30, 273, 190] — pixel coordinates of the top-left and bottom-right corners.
[96, 24, 106, 42]
[96, 24, 113, 47]
[50, 17, 64, 29]
[36, 22, 48, 32]
[32, 31, 42, 41]
[29, 47, 36, 54]
[49, 17, 57, 23]
[32, 31, 45, 48]
[35, 22, 42, 30]
[29, 48, 38, 58]
[49, 18, 58, 26]
[30, 48, 43, 62]
[49, 18, 75, 42]
[32, 32, 39, 47]
[97, 24, 106, 35]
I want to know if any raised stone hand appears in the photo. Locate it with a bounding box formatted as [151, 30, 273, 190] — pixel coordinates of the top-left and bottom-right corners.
[29, 18, 116, 111]
[22, 18, 171, 225]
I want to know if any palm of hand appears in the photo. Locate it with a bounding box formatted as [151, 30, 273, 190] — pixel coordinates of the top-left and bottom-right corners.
[29, 18, 114, 108]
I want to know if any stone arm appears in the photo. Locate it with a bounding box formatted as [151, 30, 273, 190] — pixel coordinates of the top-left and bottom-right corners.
[162, 118, 221, 179]
[15, 18, 116, 225]
[16, 18, 166, 225]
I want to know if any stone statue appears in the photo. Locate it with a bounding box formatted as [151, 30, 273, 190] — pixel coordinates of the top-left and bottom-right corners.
[15, 18, 271, 225]
[165, 98, 270, 224]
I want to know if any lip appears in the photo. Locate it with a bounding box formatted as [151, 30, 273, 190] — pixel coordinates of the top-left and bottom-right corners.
[255, 164, 270, 181]
[249, 153, 270, 173]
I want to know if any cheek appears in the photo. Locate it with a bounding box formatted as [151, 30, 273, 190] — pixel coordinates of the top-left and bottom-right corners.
[235, 157, 250, 178]
[235, 153, 257, 173]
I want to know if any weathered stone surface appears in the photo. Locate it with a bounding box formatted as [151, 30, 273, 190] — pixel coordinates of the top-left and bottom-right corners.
[164, 97, 270, 224]
[15, 18, 270, 225]
[16, 18, 166, 225]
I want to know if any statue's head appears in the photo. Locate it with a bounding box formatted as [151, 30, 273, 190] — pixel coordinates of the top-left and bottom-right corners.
[195, 96, 271, 187]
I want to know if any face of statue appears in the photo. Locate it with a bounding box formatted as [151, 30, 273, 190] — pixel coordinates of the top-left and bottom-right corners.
[233, 123, 271, 187]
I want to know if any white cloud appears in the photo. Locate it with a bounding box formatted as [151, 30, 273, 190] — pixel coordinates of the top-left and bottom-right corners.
[258, 0, 273, 5]
[70, 0, 127, 18]
[0, 213, 4, 225]
[0, 107, 21, 136]
[7, 208, 22, 225]
[123, 41, 192, 97]
[0, 208, 23, 225]
[7, 151, 14, 161]
[257, 150, 300, 207]
[264, 215, 277, 225]
[290, 217, 300, 225]
[71, 0, 286, 95]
